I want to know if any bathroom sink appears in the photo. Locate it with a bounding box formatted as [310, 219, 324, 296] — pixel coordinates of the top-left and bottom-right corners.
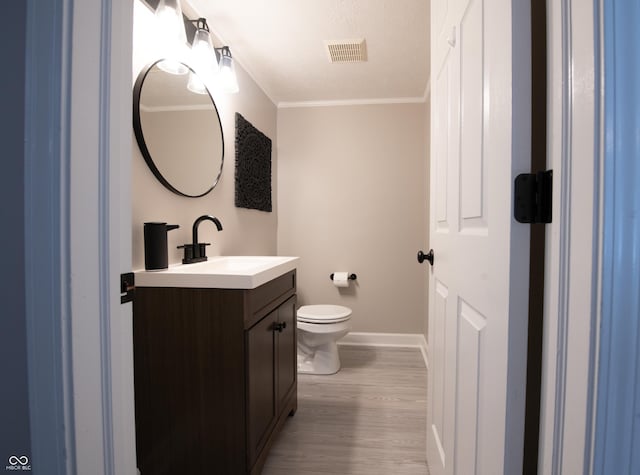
[135, 256, 299, 289]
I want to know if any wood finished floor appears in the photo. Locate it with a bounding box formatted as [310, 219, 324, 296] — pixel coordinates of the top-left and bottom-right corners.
[262, 345, 430, 475]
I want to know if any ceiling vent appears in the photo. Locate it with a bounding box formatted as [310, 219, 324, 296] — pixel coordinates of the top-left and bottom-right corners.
[325, 39, 367, 63]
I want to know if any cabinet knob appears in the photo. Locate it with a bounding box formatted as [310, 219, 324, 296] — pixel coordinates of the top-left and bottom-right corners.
[273, 322, 287, 333]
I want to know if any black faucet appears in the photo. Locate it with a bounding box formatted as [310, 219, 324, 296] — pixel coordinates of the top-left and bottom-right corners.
[178, 215, 223, 264]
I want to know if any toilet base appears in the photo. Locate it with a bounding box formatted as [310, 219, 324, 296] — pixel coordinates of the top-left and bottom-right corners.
[297, 340, 341, 375]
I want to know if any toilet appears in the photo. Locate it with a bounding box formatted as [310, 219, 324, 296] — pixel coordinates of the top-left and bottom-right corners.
[297, 304, 352, 375]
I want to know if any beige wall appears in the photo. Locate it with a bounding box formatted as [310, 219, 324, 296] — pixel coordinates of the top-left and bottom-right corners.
[132, 1, 278, 270]
[140, 109, 223, 195]
[132, 1, 431, 337]
[277, 104, 429, 334]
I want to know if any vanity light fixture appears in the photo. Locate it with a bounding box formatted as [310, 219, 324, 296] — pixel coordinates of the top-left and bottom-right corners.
[188, 18, 240, 94]
[155, 0, 188, 75]
[190, 18, 217, 83]
[151, 0, 240, 94]
[216, 46, 239, 94]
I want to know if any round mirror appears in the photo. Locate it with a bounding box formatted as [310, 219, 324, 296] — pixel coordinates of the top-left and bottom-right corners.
[133, 59, 224, 198]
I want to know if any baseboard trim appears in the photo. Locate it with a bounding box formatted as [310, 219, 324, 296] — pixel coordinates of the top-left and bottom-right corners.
[339, 332, 429, 369]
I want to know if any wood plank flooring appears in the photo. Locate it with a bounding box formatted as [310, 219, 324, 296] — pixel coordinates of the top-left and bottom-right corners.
[262, 345, 430, 475]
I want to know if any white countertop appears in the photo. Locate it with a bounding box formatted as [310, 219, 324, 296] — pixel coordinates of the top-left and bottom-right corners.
[135, 256, 299, 289]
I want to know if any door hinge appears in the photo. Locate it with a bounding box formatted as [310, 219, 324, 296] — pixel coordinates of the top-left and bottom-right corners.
[514, 170, 552, 223]
[120, 272, 135, 304]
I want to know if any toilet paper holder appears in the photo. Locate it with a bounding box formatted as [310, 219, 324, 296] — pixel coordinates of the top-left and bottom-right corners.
[330, 273, 357, 281]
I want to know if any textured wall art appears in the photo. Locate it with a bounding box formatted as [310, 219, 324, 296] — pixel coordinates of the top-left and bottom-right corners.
[234, 113, 272, 212]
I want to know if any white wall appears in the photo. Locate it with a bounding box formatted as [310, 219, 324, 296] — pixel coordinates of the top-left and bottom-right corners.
[277, 103, 428, 334]
[132, 0, 278, 270]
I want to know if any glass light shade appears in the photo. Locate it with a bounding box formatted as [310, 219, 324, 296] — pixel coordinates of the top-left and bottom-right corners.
[155, 0, 188, 75]
[191, 27, 217, 82]
[187, 72, 208, 95]
[217, 48, 239, 94]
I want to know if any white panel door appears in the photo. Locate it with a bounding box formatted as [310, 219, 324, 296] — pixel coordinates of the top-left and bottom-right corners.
[426, 0, 531, 474]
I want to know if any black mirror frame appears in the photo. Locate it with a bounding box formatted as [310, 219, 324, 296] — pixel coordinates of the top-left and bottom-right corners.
[133, 59, 225, 198]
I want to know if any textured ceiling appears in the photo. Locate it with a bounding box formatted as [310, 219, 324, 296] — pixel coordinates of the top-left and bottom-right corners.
[186, 0, 430, 105]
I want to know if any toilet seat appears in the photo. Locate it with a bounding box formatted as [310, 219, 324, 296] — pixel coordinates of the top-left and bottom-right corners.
[297, 319, 351, 334]
[297, 304, 352, 324]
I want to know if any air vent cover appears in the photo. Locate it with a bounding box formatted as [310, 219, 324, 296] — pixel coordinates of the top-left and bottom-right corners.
[326, 39, 367, 63]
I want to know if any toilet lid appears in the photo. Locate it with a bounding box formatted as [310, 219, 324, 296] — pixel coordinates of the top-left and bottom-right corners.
[297, 305, 352, 324]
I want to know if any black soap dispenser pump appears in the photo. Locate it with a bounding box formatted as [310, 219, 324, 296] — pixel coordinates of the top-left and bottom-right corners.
[144, 222, 179, 270]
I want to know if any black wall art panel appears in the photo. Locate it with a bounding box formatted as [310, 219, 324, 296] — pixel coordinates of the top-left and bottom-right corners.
[234, 113, 272, 212]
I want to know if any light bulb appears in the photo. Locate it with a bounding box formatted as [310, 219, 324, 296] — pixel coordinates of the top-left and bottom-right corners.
[190, 23, 217, 83]
[217, 47, 239, 94]
[155, 0, 188, 75]
[187, 72, 208, 95]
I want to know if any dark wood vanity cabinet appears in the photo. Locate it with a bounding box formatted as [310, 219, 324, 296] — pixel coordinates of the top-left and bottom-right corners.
[246, 295, 297, 469]
[133, 271, 297, 475]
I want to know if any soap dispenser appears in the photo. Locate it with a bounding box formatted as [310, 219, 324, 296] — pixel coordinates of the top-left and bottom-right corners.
[143, 222, 179, 270]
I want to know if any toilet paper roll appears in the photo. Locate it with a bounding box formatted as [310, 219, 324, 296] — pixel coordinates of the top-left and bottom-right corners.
[332, 272, 350, 288]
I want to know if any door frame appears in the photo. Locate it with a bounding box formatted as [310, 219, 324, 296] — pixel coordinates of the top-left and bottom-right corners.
[538, 0, 603, 473]
[592, 0, 640, 472]
[24, 0, 135, 473]
[24, 0, 75, 472]
[24, 0, 603, 473]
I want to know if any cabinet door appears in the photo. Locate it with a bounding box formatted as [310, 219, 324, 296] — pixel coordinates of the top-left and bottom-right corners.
[246, 309, 277, 467]
[277, 296, 297, 410]
[134, 287, 246, 474]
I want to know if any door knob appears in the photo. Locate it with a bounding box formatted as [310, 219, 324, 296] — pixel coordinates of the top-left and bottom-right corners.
[417, 249, 434, 266]
[273, 322, 287, 333]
